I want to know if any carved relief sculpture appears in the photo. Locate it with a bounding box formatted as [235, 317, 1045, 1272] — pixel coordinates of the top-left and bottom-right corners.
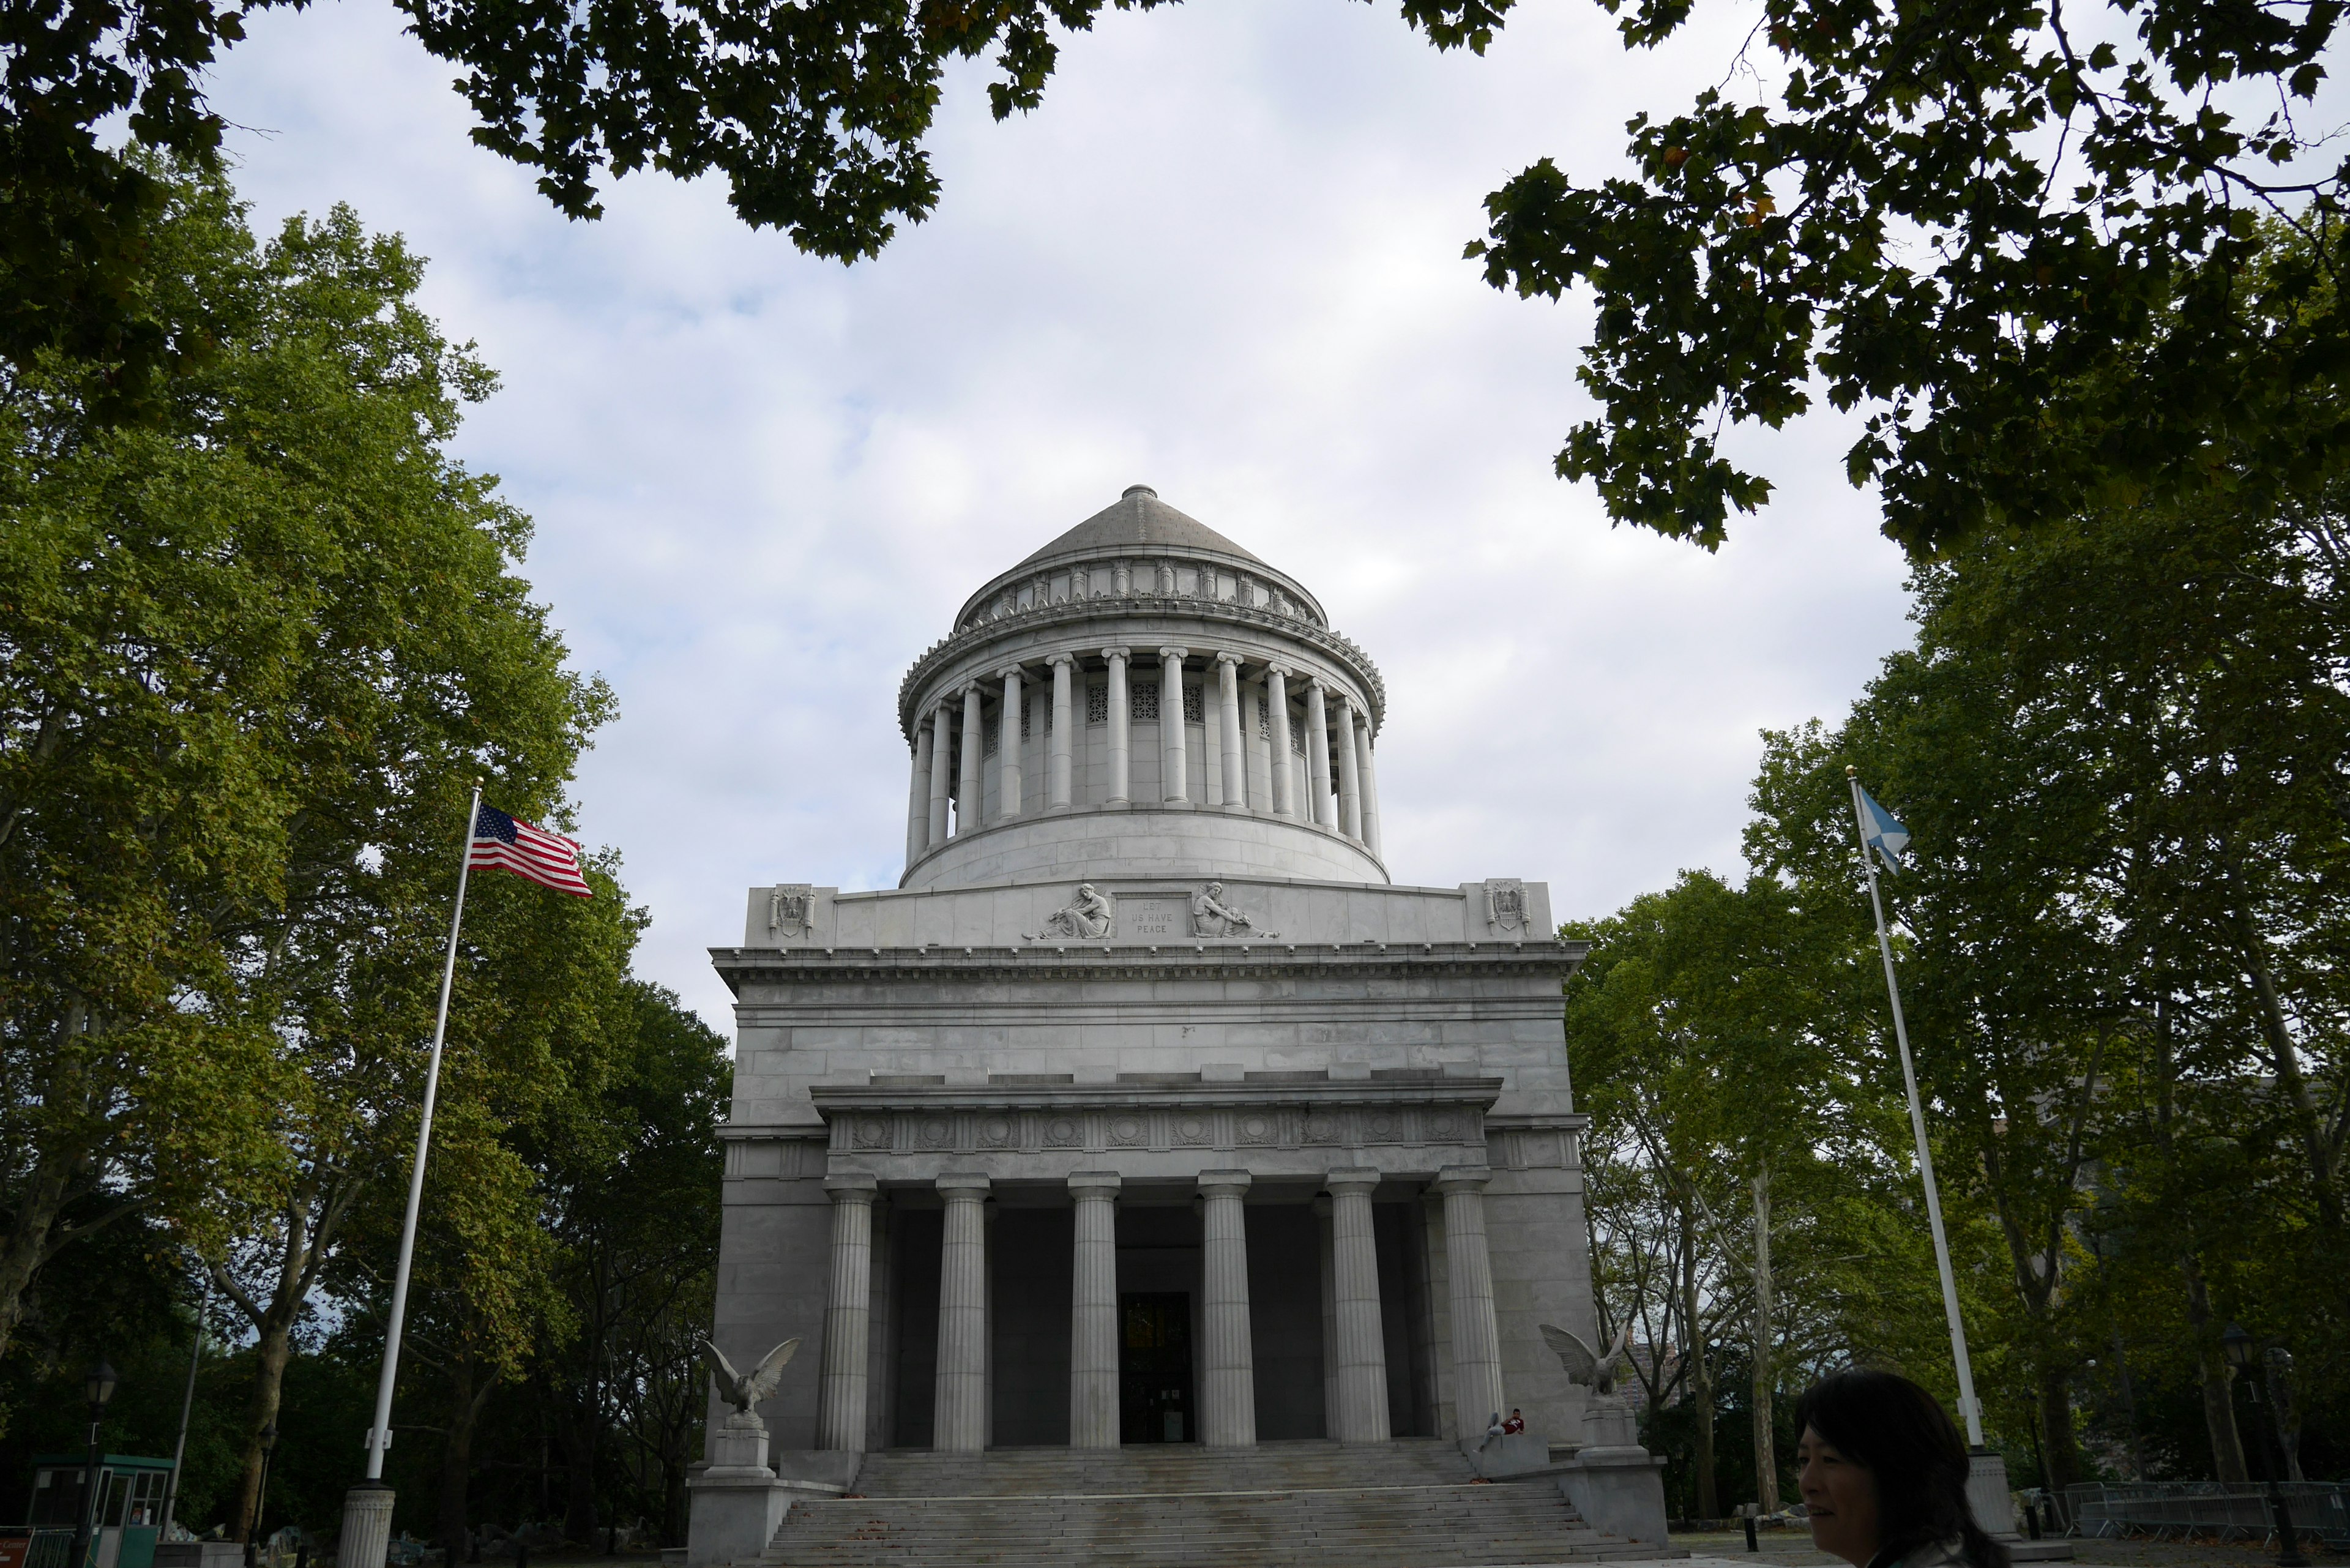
[1190, 881, 1278, 939]
[768, 884, 814, 938]
[1027, 883, 1115, 941]
[1485, 878, 1526, 933]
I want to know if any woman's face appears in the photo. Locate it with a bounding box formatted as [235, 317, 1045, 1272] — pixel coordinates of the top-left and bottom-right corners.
[1797, 1424, 1882, 1568]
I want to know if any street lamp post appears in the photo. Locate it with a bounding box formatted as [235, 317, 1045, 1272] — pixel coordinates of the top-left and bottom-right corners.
[2223, 1324, 2308, 1568]
[69, 1359, 119, 1568]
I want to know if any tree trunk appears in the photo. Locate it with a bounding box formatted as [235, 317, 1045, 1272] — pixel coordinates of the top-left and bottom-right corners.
[441, 1353, 486, 1566]
[2232, 893, 2344, 1233]
[0, 1148, 82, 1365]
[1680, 1204, 1718, 1518]
[2150, 993, 2250, 1483]
[1749, 1162, 1778, 1514]
[2182, 1257, 2249, 1483]
[231, 1312, 296, 1540]
[2037, 1369, 2080, 1491]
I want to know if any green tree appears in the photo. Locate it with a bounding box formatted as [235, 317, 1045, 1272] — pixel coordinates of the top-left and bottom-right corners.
[1, 159, 613, 1455]
[1747, 483, 2349, 1479]
[1567, 871, 1924, 1509]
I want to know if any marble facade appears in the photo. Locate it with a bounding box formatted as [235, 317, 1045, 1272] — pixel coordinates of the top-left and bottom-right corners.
[697, 487, 1616, 1505]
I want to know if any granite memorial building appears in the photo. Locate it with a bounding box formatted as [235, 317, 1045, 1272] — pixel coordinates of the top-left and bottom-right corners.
[699, 486, 1616, 1498]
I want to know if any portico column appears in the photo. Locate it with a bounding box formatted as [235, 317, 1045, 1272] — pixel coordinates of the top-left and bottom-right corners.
[1266, 665, 1296, 818]
[1356, 714, 1382, 857]
[1304, 679, 1335, 828]
[905, 719, 933, 865]
[1215, 654, 1247, 812]
[1158, 647, 1190, 802]
[1315, 1195, 1337, 1439]
[1432, 1168, 1507, 1443]
[997, 666, 1024, 821]
[957, 684, 985, 835]
[933, 1173, 991, 1451]
[1102, 648, 1132, 804]
[1325, 1168, 1390, 1443]
[1047, 654, 1075, 811]
[1333, 693, 1363, 842]
[927, 699, 953, 846]
[818, 1174, 877, 1452]
[1197, 1171, 1257, 1447]
[1068, 1173, 1122, 1449]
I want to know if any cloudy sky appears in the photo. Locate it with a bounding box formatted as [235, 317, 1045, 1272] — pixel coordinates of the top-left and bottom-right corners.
[206, 0, 1914, 1032]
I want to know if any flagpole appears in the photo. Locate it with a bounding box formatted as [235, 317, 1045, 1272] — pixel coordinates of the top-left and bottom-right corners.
[362, 777, 480, 1479]
[1847, 766, 1985, 1447]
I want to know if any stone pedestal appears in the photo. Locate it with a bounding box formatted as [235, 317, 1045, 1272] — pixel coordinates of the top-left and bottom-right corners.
[336, 1482, 394, 1568]
[1556, 1398, 1669, 1547]
[703, 1411, 773, 1477]
[685, 1470, 842, 1568]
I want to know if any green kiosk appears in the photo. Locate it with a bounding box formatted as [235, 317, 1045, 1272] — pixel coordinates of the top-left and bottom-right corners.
[4, 1454, 173, 1568]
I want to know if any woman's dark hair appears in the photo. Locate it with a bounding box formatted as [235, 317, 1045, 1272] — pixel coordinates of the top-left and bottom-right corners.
[1794, 1369, 2012, 1568]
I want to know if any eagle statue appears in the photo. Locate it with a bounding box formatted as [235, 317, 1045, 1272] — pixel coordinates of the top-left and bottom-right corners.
[1538, 1323, 1633, 1397]
[699, 1335, 801, 1414]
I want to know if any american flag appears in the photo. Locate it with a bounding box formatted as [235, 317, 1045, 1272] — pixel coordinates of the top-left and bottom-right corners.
[469, 804, 593, 897]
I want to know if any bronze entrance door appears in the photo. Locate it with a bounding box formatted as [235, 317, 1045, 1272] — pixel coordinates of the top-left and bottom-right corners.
[1119, 1292, 1195, 1443]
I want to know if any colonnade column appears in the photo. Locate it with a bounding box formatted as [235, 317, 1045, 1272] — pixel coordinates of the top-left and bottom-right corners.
[1315, 1194, 1337, 1439]
[927, 699, 953, 846]
[932, 1173, 991, 1452]
[1356, 714, 1382, 856]
[1103, 648, 1132, 804]
[1431, 1168, 1506, 1443]
[1325, 1168, 1390, 1442]
[1305, 679, 1335, 828]
[997, 666, 1024, 821]
[957, 684, 985, 835]
[1069, 1173, 1122, 1448]
[1198, 1171, 1257, 1447]
[904, 719, 933, 865]
[1215, 654, 1246, 812]
[1047, 654, 1075, 811]
[1158, 647, 1190, 803]
[817, 1174, 877, 1452]
[1333, 692, 1363, 842]
[1266, 665, 1295, 818]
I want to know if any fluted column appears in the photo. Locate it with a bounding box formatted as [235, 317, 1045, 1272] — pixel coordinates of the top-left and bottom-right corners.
[905, 719, 933, 865]
[1048, 654, 1075, 811]
[1356, 716, 1382, 857]
[1333, 692, 1363, 842]
[1304, 679, 1335, 829]
[927, 698, 953, 846]
[1433, 1169, 1506, 1441]
[1103, 648, 1132, 804]
[1198, 1171, 1257, 1447]
[933, 1174, 991, 1451]
[1326, 1168, 1390, 1442]
[1158, 647, 1189, 803]
[1215, 654, 1246, 812]
[997, 666, 1024, 821]
[1069, 1172, 1122, 1448]
[1266, 665, 1296, 818]
[1315, 1195, 1337, 1439]
[957, 684, 985, 835]
[818, 1174, 877, 1452]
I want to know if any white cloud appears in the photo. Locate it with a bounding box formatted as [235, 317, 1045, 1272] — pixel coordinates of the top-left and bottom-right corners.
[207, 0, 1914, 1034]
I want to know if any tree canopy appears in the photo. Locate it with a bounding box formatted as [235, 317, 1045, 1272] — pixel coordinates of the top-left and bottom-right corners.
[15, 0, 2346, 547]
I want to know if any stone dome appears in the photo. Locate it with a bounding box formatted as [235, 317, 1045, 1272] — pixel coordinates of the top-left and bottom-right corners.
[897, 488, 1389, 890]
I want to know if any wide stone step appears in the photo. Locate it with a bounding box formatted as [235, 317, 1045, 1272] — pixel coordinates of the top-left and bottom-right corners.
[764, 1473, 1671, 1568]
[853, 1438, 1479, 1498]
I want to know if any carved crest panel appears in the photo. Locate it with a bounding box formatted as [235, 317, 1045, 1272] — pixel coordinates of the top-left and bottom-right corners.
[1485, 878, 1528, 933]
[767, 884, 814, 938]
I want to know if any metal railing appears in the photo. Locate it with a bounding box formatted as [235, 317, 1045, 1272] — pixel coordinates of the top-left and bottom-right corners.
[2060, 1481, 2350, 1550]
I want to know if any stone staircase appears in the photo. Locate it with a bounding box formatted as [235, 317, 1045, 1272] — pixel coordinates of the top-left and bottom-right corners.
[761, 1439, 1670, 1567]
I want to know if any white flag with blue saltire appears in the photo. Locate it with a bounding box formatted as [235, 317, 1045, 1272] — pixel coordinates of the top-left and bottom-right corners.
[1857, 784, 1910, 873]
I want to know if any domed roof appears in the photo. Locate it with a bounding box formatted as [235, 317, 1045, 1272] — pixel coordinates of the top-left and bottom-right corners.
[1017, 485, 1267, 570]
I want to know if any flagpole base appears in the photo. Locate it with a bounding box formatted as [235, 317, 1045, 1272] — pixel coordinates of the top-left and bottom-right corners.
[338, 1482, 395, 1568]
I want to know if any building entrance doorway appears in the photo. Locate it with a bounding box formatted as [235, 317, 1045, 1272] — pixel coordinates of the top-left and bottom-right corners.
[1119, 1293, 1195, 1443]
